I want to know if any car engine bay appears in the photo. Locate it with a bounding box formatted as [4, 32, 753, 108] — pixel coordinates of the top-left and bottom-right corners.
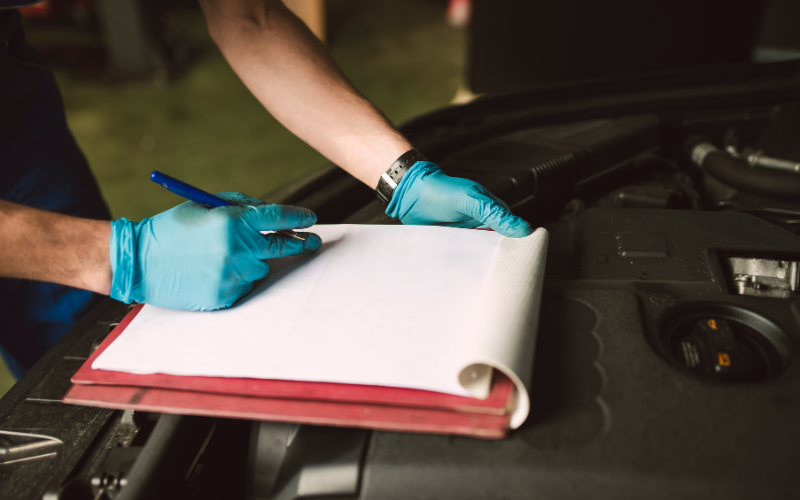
[258, 64, 800, 499]
[3, 62, 799, 500]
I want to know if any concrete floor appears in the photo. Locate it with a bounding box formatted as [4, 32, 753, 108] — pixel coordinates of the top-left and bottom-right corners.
[0, 0, 465, 395]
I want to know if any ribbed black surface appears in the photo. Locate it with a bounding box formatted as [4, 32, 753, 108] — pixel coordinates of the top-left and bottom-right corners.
[438, 115, 659, 221]
[529, 151, 578, 208]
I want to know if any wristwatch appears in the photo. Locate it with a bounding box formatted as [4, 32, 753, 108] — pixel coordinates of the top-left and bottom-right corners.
[375, 149, 427, 205]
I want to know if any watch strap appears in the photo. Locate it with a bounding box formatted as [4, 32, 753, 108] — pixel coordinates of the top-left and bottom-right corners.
[376, 149, 427, 205]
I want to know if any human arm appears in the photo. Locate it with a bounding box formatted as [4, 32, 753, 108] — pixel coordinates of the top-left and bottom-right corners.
[0, 195, 321, 311]
[198, 0, 407, 188]
[198, 0, 533, 237]
[0, 200, 112, 294]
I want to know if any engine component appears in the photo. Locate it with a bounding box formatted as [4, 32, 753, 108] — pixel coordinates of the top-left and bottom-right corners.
[660, 303, 791, 383]
[0, 430, 62, 465]
[758, 101, 800, 163]
[91, 447, 141, 499]
[741, 148, 800, 174]
[596, 184, 697, 209]
[686, 137, 800, 201]
[247, 423, 367, 500]
[438, 115, 660, 222]
[677, 318, 758, 380]
[712, 206, 800, 236]
[723, 256, 799, 299]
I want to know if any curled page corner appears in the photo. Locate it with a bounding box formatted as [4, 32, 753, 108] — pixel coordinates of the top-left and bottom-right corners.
[456, 363, 528, 425]
[470, 361, 531, 429]
[458, 363, 493, 399]
[458, 228, 550, 429]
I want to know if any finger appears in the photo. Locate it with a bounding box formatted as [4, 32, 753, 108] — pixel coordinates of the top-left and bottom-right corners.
[461, 191, 533, 238]
[253, 231, 322, 260]
[275, 231, 323, 253]
[486, 190, 512, 212]
[214, 191, 264, 207]
[241, 204, 318, 231]
[236, 258, 270, 284]
[216, 281, 255, 310]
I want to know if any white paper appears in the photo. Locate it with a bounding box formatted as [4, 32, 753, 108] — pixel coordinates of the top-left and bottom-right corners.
[458, 231, 549, 428]
[93, 225, 549, 429]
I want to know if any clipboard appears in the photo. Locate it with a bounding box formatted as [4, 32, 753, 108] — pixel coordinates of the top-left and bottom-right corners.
[65, 305, 516, 439]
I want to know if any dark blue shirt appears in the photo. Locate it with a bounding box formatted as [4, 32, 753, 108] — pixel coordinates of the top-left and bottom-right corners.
[1, 9, 111, 376]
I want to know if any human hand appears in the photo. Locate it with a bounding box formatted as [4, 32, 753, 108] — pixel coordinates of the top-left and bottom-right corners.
[385, 161, 533, 237]
[109, 192, 321, 311]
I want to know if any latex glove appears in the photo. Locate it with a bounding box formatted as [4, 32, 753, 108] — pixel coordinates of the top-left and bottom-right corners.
[109, 192, 321, 311]
[385, 161, 533, 237]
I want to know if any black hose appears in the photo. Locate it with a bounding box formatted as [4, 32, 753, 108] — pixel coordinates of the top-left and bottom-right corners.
[685, 137, 800, 201]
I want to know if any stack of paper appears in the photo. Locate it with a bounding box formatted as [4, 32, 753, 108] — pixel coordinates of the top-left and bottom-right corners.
[65, 225, 549, 439]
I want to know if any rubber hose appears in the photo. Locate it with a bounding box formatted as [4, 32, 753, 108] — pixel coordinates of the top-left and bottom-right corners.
[685, 137, 800, 201]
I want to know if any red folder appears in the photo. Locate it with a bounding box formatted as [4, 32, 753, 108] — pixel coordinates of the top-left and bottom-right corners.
[64, 305, 514, 439]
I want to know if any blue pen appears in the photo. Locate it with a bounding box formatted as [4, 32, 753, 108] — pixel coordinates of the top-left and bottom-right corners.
[150, 171, 305, 241]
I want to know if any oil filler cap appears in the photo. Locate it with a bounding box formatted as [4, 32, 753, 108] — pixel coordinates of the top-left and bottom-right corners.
[660, 303, 792, 384]
[678, 318, 757, 381]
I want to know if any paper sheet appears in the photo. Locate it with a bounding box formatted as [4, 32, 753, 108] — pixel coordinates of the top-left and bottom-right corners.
[93, 225, 549, 429]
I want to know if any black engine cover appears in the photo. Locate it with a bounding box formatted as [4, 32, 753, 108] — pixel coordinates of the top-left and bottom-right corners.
[359, 208, 800, 500]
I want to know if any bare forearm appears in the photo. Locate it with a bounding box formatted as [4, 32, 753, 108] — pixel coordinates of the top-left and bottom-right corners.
[199, 0, 411, 188]
[0, 200, 112, 294]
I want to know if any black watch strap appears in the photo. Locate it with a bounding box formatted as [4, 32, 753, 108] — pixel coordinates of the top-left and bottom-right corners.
[376, 149, 427, 205]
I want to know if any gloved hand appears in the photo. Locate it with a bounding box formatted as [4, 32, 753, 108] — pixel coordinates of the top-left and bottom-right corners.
[385, 161, 533, 237]
[109, 192, 321, 311]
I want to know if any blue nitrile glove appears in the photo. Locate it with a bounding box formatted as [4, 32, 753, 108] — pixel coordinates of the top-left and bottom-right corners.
[109, 192, 321, 311]
[385, 161, 533, 237]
